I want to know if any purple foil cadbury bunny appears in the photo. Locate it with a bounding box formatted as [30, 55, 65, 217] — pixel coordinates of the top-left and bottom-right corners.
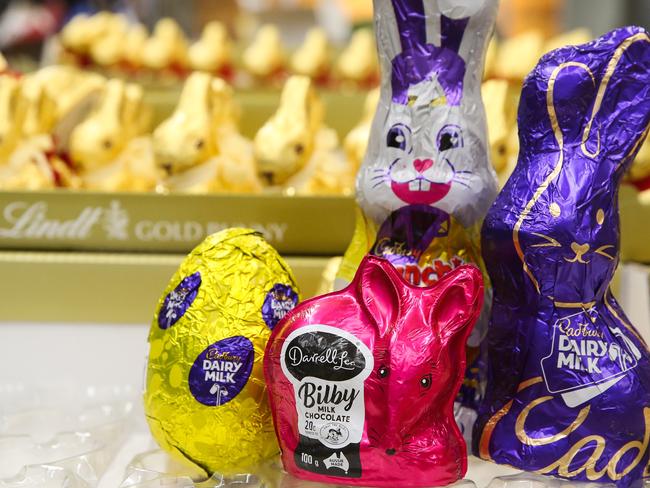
[475, 27, 650, 487]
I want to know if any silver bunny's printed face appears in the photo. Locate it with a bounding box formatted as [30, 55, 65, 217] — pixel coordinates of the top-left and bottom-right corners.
[358, 78, 494, 227]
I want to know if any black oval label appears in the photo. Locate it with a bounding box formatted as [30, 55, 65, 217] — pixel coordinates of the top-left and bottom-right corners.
[283, 331, 366, 382]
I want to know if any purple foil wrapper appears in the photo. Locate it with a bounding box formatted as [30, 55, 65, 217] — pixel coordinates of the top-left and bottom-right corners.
[474, 27, 650, 487]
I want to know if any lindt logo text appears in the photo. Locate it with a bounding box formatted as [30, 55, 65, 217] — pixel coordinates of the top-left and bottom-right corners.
[0, 201, 104, 239]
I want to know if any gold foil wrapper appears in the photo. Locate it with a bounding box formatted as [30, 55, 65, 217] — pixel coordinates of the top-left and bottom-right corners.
[144, 228, 300, 475]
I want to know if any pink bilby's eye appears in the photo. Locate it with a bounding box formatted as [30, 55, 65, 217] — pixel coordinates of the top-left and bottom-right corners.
[378, 365, 390, 378]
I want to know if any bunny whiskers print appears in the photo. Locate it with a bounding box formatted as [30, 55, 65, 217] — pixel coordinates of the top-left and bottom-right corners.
[475, 27, 650, 487]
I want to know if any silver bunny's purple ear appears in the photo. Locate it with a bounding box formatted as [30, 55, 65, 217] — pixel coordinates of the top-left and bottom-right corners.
[441, 15, 469, 53]
[390, 0, 427, 51]
[390, 0, 469, 52]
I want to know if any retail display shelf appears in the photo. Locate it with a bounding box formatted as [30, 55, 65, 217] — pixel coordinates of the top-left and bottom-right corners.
[0, 251, 335, 324]
[620, 185, 650, 263]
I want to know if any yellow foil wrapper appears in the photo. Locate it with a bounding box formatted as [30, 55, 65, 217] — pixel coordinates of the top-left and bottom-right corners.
[144, 228, 300, 475]
[338, 207, 486, 288]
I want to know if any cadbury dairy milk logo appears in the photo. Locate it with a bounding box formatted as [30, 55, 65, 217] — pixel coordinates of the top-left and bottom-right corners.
[541, 308, 642, 407]
[189, 336, 254, 407]
[281, 325, 373, 451]
[262, 284, 299, 330]
[0, 200, 288, 243]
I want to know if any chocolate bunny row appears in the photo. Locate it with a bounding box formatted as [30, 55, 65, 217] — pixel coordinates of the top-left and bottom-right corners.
[60, 14, 379, 88]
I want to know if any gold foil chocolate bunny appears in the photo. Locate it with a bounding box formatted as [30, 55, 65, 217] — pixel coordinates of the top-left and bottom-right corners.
[88, 13, 130, 68]
[1, 77, 59, 190]
[59, 12, 115, 61]
[482, 79, 519, 185]
[0, 76, 25, 164]
[483, 37, 498, 79]
[188, 21, 233, 76]
[122, 23, 149, 70]
[69, 79, 156, 191]
[3, 66, 104, 190]
[494, 30, 545, 82]
[253, 75, 354, 195]
[335, 28, 379, 86]
[153, 72, 260, 193]
[242, 24, 286, 80]
[290, 27, 331, 82]
[343, 87, 380, 171]
[141, 18, 188, 73]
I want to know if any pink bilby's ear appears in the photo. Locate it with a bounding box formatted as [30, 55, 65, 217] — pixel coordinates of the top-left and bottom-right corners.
[356, 256, 403, 338]
[428, 265, 484, 344]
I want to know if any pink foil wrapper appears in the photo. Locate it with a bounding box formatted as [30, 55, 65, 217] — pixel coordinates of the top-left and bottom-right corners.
[264, 255, 484, 487]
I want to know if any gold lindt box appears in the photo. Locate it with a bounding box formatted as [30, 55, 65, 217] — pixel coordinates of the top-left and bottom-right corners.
[0, 190, 354, 323]
[0, 185, 646, 324]
[0, 191, 356, 255]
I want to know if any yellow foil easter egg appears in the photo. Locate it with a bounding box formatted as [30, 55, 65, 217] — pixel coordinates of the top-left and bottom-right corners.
[144, 228, 300, 475]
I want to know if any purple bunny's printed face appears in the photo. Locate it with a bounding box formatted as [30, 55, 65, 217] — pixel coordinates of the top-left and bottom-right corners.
[510, 37, 650, 307]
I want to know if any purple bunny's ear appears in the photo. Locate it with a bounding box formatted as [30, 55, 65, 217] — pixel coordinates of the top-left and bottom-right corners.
[357, 256, 403, 338]
[581, 30, 650, 165]
[546, 63, 598, 146]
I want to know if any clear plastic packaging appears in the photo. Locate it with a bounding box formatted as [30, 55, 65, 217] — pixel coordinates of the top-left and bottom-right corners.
[486, 474, 616, 488]
[0, 383, 138, 487]
[120, 449, 267, 487]
[119, 449, 482, 488]
[0, 464, 90, 488]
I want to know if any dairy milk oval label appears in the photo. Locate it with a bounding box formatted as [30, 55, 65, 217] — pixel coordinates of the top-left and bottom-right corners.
[189, 336, 254, 407]
[280, 324, 374, 478]
[158, 272, 201, 329]
[262, 283, 299, 330]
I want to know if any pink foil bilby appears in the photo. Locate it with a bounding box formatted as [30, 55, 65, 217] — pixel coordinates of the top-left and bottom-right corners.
[264, 255, 484, 487]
